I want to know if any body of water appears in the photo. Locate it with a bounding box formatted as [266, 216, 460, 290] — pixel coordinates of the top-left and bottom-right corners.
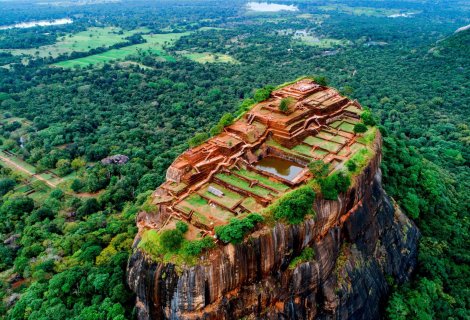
[247, 2, 298, 12]
[255, 156, 303, 181]
[0, 18, 72, 30]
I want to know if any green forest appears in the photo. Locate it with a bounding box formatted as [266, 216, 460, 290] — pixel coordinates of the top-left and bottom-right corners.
[0, 0, 468, 319]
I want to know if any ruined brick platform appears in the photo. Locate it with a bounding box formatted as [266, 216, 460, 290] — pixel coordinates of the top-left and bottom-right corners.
[142, 79, 365, 239]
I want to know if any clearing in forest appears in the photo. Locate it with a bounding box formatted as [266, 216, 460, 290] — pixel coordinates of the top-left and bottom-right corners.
[54, 32, 189, 68]
[182, 52, 237, 64]
[1, 27, 150, 59]
[295, 35, 350, 48]
[318, 5, 420, 17]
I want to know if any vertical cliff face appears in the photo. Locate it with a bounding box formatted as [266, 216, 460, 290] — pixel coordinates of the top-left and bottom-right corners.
[127, 137, 420, 320]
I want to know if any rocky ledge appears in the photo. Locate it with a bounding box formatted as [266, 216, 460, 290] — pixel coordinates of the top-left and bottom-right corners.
[127, 135, 420, 320]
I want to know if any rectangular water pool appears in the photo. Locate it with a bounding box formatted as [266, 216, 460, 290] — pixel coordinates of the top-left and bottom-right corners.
[254, 156, 304, 182]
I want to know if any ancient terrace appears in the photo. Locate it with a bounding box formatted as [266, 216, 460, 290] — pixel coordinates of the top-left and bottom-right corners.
[149, 79, 364, 239]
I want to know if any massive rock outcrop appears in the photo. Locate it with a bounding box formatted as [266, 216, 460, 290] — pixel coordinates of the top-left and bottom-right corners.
[127, 136, 420, 319]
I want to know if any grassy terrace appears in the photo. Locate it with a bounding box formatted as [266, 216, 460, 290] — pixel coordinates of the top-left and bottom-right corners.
[215, 173, 274, 198]
[241, 197, 264, 212]
[165, 181, 188, 193]
[199, 183, 243, 209]
[303, 136, 342, 152]
[267, 138, 313, 160]
[233, 168, 290, 192]
[330, 120, 342, 129]
[312, 149, 328, 158]
[345, 105, 363, 115]
[292, 144, 314, 157]
[317, 131, 348, 144]
[338, 122, 355, 133]
[176, 193, 235, 225]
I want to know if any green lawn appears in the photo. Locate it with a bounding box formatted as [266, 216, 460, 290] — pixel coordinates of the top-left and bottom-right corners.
[329, 120, 342, 129]
[241, 197, 263, 213]
[338, 122, 355, 133]
[317, 131, 334, 140]
[312, 149, 328, 158]
[292, 144, 313, 157]
[303, 136, 341, 152]
[199, 183, 243, 209]
[15, 184, 33, 193]
[330, 135, 348, 144]
[215, 173, 272, 198]
[316, 130, 348, 144]
[233, 168, 290, 192]
[180, 193, 235, 224]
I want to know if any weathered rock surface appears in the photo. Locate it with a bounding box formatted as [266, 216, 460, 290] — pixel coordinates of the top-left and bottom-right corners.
[127, 138, 419, 319]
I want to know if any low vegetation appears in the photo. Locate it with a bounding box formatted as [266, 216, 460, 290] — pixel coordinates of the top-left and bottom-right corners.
[289, 247, 315, 270]
[319, 171, 351, 200]
[215, 213, 264, 244]
[138, 222, 215, 262]
[279, 97, 294, 112]
[271, 186, 316, 224]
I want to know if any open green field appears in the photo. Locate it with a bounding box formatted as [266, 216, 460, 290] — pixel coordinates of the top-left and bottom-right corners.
[54, 32, 188, 68]
[295, 35, 350, 48]
[318, 5, 404, 17]
[1, 27, 150, 59]
[183, 52, 237, 64]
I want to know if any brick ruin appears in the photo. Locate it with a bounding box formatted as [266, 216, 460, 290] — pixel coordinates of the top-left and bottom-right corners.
[141, 79, 365, 240]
